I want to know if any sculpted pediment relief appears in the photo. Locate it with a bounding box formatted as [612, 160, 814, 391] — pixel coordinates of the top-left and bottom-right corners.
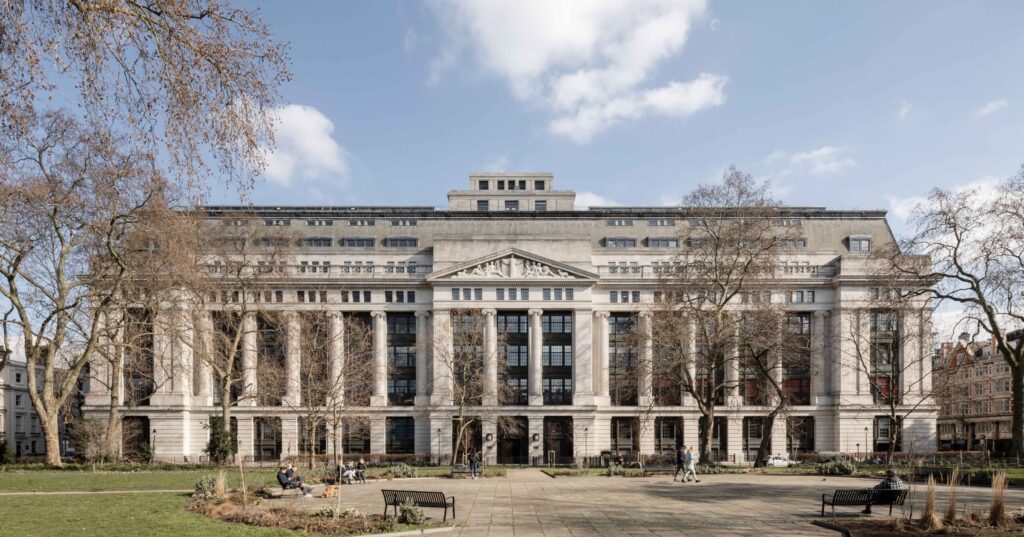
[427, 248, 597, 282]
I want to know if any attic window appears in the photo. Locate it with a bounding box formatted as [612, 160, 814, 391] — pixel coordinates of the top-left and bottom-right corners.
[849, 235, 872, 252]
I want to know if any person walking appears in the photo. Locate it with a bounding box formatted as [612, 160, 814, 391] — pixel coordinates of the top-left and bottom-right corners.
[673, 445, 686, 481]
[682, 446, 701, 483]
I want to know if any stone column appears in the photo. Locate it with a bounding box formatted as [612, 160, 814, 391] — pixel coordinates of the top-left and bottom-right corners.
[284, 313, 301, 407]
[370, 416, 388, 455]
[682, 316, 698, 406]
[195, 312, 214, 407]
[573, 308, 594, 405]
[431, 310, 453, 405]
[482, 309, 498, 406]
[85, 311, 112, 407]
[528, 309, 544, 406]
[241, 313, 258, 406]
[638, 312, 654, 408]
[594, 311, 611, 405]
[370, 311, 388, 407]
[235, 415, 255, 463]
[329, 313, 345, 405]
[725, 317, 741, 407]
[172, 300, 194, 403]
[414, 311, 430, 405]
[811, 310, 829, 405]
[281, 415, 299, 460]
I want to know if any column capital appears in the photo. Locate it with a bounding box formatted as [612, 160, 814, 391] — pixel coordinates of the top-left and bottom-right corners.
[638, 310, 653, 319]
[594, 310, 611, 319]
[528, 308, 544, 317]
[481, 308, 497, 317]
[813, 309, 830, 318]
[370, 310, 387, 320]
[414, 310, 432, 319]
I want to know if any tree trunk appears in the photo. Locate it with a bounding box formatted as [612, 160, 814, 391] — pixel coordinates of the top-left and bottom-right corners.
[221, 380, 233, 464]
[1012, 364, 1024, 459]
[753, 413, 777, 468]
[104, 352, 124, 461]
[699, 411, 714, 464]
[41, 412, 63, 467]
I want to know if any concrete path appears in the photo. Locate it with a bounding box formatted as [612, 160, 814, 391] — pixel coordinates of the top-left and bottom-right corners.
[279, 470, 1024, 536]
[0, 489, 191, 496]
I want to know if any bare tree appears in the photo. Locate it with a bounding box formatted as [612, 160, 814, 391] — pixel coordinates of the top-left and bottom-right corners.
[650, 166, 792, 464]
[837, 288, 937, 464]
[434, 309, 516, 466]
[0, 0, 290, 191]
[0, 112, 173, 466]
[880, 166, 1024, 456]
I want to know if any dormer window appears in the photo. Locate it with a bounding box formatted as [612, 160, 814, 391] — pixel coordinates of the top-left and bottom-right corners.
[535, 180, 545, 190]
[849, 235, 872, 252]
[479, 180, 489, 191]
[498, 180, 505, 190]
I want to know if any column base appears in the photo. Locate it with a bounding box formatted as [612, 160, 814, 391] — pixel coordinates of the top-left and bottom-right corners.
[369, 395, 388, 407]
[414, 395, 432, 407]
[528, 394, 544, 406]
[593, 395, 612, 407]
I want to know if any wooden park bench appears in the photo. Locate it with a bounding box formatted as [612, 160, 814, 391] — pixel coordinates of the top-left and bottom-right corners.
[382, 489, 456, 522]
[821, 488, 908, 519]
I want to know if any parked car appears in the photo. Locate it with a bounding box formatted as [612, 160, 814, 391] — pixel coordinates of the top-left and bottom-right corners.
[765, 455, 799, 467]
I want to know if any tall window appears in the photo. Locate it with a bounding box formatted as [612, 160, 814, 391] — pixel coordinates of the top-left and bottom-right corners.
[387, 314, 416, 406]
[785, 313, 812, 405]
[609, 314, 637, 406]
[123, 308, 155, 406]
[870, 311, 900, 404]
[386, 417, 415, 454]
[499, 313, 529, 405]
[542, 313, 573, 405]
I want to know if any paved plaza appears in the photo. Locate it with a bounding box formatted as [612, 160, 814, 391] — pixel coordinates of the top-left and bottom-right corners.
[285, 470, 1024, 536]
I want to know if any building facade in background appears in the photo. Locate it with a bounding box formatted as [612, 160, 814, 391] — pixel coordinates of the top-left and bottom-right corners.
[82, 173, 937, 464]
[935, 331, 1020, 455]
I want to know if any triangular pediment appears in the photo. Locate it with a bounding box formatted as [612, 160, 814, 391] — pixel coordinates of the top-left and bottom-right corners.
[426, 248, 598, 282]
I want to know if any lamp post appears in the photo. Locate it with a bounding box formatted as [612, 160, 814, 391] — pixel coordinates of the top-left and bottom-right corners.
[856, 443, 860, 460]
[436, 428, 441, 466]
[584, 427, 589, 468]
[151, 429, 157, 463]
[864, 426, 869, 460]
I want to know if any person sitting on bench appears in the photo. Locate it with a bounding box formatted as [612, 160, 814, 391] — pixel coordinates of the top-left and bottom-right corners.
[863, 469, 905, 513]
[340, 461, 359, 484]
[355, 458, 368, 483]
[278, 464, 311, 495]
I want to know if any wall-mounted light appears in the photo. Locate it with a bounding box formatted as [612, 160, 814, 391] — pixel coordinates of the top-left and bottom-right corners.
[485, 433, 493, 442]
[532, 433, 540, 442]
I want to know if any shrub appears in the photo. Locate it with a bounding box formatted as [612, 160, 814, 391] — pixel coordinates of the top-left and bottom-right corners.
[311, 507, 338, 518]
[380, 515, 398, 532]
[0, 440, 14, 465]
[698, 464, 724, 475]
[192, 474, 220, 501]
[920, 475, 942, 531]
[990, 471, 1008, 528]
[387, 463, 417, 479]
[205, 417, 237, 464]
[815, 460, 855, 476]
[398, 497, 426, 525]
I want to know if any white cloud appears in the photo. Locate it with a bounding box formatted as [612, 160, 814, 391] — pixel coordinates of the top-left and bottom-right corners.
[978, 99, 1008, 116]
[482, 154, 510, 172]
[709, 17, 721, 31]
[789, 145, 855, 175]
[261, 104, 350, 186]
[403, 29, 418, 54]
[898, 100, 912, 120]
[428, 0, 724, 143]
[575, 191, 620, 209]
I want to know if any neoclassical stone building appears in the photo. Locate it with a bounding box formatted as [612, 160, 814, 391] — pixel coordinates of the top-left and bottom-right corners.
[83, 173, 936, 464]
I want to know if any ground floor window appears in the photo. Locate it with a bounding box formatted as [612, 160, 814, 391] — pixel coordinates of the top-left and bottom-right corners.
[299, 419, 328, 456]
[254, 417, 282, 462]
[610, 417, 639, 458]
[654, 417, 683, 454]
[786, 416, 815, 456]
[873, 415, 902, 454]
[452, 416, 482, 464]
[122, 416, 151, 461]
[742, 417, 765, 463]
[342, 418, 370, 454]
[386, 417, 415, 454]
[698, 416, 727, 463]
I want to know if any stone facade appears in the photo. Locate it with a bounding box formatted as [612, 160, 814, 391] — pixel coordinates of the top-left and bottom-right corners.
[82, 173, 937, 464]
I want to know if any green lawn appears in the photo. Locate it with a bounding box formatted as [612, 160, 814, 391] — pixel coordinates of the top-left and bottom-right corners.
[0, 493, 299, 537]
[0, 469, 278, 492]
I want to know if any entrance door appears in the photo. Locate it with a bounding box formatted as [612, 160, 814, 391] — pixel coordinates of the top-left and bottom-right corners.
[497, 416, 528, 464]
[544, 416, 574, 465]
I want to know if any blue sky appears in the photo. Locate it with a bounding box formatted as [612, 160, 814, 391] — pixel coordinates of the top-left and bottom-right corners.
[224, 0, 1024, 234]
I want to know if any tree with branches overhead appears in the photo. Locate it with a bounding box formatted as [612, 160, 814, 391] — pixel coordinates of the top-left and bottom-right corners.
[433, 309, 517, 466]
[878, 166, 1024, 457]
[0, 112, 176, 466]
[649, 166, 795, 464]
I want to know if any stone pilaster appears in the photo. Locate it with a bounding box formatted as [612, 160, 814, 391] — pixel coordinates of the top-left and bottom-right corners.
[573, 308, 595, 405]
[329, 313, 344, 405]
[594, 311, 611, 406]
[638, 312, 653, 408]
[284, 313, 301, 407]
[194, 312, 214, 407]
[431, 310, 453, 405]
[528, 309, 544, 406]
[241, 313, 258, 406]
[482, 308, 498, 406]
[370, 311, 388, 407]
[811, 310, 830, 405]
[414, 311, 430, 405]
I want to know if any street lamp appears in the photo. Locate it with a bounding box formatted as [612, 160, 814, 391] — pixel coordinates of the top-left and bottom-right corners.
[151, 429, 157, 463]
[436, 428, 441, 466]
[584, 427, 589, 468]
[864, 427, 869, 460]
[856, 443, 860, 460]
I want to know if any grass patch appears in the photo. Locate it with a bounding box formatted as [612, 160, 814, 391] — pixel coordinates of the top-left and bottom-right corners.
[0, 492, 299, 537]
[0, 469, 278, 492]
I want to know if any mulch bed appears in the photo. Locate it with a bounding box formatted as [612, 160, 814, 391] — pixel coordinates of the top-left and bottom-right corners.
[841, 519, 1024, 536]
